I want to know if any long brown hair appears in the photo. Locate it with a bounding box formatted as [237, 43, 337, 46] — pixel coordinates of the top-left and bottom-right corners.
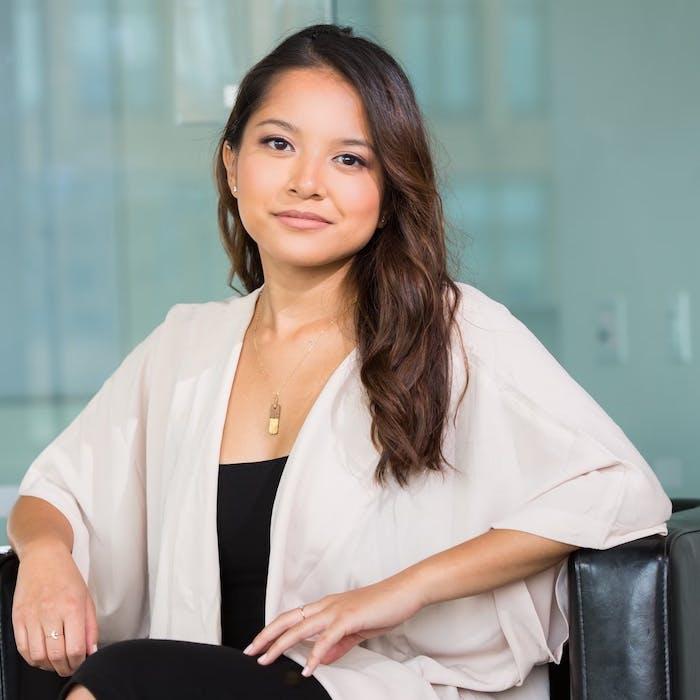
[213, 23, 469, 489]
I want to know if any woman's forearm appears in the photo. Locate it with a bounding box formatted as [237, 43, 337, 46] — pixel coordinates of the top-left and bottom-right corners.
[7, 495, 74, 561]
[390, 527, 579, 608]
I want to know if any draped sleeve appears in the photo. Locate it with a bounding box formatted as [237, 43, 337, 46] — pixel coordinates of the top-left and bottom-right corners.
[16, 303, 183, 643]
[455, 284, 672, 681]
[475, 304, 672, 549]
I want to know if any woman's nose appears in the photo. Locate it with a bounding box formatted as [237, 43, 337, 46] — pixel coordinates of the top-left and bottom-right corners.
[287, 154, 327, 197]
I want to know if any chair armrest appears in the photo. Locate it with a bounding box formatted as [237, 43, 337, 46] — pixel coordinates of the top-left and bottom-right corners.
[567, 506, 700, 700]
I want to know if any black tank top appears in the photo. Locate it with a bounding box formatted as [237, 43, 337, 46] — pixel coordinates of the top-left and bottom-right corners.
[217, 455, 289, 650]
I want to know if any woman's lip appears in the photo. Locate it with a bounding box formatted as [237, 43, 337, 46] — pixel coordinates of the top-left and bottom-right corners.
[274, 214, 332, 230]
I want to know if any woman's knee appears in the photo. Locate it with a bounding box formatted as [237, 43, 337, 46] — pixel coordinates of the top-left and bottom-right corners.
[65, 685, 96, 700]
[67, 638, 151, 688]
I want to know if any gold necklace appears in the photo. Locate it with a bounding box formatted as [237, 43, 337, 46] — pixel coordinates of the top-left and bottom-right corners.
[252, 288, 357, 435]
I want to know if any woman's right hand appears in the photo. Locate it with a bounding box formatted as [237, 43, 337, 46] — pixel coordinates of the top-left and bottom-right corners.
[12, 539, 99, 677]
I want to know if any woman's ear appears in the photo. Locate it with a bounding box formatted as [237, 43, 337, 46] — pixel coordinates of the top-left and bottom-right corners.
[222, 142, 238, 196]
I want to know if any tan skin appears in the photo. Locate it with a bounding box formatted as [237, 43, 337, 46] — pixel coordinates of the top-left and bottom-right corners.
[68, 67, 577, 695]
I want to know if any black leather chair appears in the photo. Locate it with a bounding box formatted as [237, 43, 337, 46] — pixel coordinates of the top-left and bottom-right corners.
[2, 499, 699, 699]
[548, 498, 700, 699]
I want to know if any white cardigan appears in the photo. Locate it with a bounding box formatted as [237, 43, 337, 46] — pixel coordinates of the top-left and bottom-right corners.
[18, 281, 671, 700]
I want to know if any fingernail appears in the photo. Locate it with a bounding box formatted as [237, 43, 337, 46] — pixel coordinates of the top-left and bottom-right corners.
[257, 653, 268, 664]
[242, 644, 253, 655]
[301, 665, 311, 677]
[91, 644, 98, 654]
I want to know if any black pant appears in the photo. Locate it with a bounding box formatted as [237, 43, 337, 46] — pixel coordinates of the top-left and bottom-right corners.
[57, 638, 332, 699]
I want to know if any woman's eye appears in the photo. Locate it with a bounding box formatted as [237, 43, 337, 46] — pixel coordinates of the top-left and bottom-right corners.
[261, 136, 291, 151]
[260, 137, 366, 168]
[336, 154, 367, 168]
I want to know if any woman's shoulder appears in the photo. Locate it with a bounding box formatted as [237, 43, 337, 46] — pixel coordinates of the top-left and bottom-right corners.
[451, 281, 569, 394]
[453, 280, 519, 333]
[452, 281, 531, 366]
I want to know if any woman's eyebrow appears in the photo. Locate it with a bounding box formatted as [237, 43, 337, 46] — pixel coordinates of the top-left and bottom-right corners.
[254, 118, 375, 152]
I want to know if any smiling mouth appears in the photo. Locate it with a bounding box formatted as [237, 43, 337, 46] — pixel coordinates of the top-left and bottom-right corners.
[274, 214, 332, 230]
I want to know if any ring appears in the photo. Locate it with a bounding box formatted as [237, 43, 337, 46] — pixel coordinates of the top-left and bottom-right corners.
[298, 606, 306, 620]
[46, 629, 63, 640]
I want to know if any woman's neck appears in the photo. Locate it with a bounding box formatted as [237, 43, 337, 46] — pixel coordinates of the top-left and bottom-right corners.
[253, 282, 358, 345]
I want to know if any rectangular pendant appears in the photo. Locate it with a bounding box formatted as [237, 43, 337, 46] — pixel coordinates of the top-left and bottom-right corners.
[268, 402, 280, 435]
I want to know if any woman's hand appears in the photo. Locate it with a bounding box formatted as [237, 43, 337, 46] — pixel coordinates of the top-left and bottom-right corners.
[12, 539, 99, 677]
[242, 576, 424, 677]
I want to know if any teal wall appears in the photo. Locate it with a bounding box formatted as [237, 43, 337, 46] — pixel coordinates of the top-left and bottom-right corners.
[1, 0, 697, 542]
[550, 1, 699, 497]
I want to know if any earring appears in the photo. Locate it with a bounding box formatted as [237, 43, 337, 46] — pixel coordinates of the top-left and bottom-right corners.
[233, 185, 238, 193]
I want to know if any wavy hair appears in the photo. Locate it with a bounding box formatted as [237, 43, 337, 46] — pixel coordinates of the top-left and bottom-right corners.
[213, 23, 469, 489]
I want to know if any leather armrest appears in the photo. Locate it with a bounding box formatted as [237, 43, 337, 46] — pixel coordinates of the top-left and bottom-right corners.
[567, 506, 700, 700]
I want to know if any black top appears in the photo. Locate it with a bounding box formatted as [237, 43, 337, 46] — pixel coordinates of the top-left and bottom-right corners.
[217, 455, 289, 650]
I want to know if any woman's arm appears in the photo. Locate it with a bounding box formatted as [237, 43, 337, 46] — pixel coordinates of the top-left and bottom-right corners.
[245, 527, 578, 675]
[392, 528, 578, 608]
[7, 495, 74, 561]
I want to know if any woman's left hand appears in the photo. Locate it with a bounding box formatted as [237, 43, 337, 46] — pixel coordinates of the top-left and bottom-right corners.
[242, 575, 425, 677]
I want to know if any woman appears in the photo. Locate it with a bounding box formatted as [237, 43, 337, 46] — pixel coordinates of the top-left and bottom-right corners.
[8, 23, 671, 700]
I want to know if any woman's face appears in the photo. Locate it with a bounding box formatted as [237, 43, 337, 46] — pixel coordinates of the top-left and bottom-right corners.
[222, 67, 384, 271]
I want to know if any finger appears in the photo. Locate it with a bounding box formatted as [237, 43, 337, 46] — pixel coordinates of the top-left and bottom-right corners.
[42, 620, 72, 677]
[244, 624, 280, 657]
[246, 600, 328, 656]
[64, 602, 87, 673]
[26, 617, 51, 671]
[246, 608, 306, 656]
[257, 614, 328, 665]
[13, 621, 31, 667]
[84, 591, 99, 657]
[314, 634, 365, 672]
[303, 624, 349, 675]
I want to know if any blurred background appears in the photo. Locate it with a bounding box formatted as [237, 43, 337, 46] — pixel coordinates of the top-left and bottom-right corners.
[1, 0, 698, 543]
